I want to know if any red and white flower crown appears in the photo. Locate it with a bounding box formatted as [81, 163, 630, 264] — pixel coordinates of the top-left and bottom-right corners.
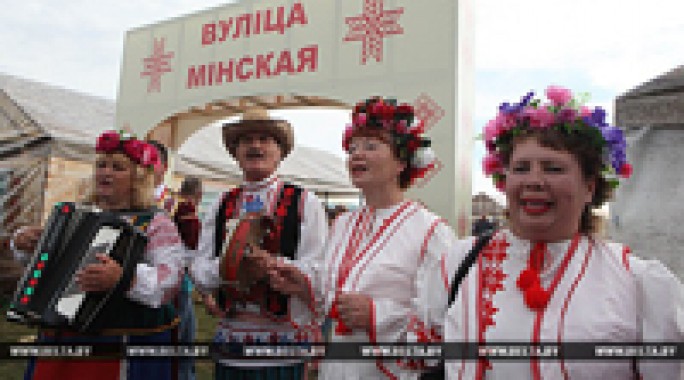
[96, 130, 162, 172]
[342, 97, 438, 187]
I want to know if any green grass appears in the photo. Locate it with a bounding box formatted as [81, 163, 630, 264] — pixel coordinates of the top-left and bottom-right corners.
[0, 294, 220, 380]
[194, 295, 220, 380]
[0, 295, 318, 380]
[0, 296, 38, 380]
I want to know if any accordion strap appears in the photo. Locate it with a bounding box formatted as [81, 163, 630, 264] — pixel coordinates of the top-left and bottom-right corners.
[448, 232, 495, 307]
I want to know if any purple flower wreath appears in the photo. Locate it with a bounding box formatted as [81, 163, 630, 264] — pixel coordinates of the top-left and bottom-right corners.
[482, 85, 632, 191]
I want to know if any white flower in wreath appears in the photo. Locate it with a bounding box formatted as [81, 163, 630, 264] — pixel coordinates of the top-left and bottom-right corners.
[412, 147, 436, 169]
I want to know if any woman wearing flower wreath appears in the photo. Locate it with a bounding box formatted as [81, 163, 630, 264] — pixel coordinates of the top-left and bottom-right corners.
[412, 86, 684, 379]
[16, 130, 185, 380]
[267, 96, 458, 379]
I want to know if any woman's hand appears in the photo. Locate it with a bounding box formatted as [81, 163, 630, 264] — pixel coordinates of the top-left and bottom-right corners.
[336, 292, 373, 331]
[202, 293, 226, 318]
[76, 254, 123, 292]
[14, 226, 42, 253]
[267, 259, 309, 299]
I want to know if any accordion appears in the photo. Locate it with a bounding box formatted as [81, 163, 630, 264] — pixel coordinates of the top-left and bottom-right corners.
[6, 203, 147, 333]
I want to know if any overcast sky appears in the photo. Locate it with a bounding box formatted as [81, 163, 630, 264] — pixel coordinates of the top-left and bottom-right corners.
[1, 0, 683, 203]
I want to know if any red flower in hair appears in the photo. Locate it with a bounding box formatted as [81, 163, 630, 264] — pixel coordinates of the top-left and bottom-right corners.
[397, 104, 413, 117]
[411, 120, 426, 135]
[379, 103, 394, 120]
[122, 139, 144, 164]
[483, 154, 503, 176]
[395, 120, 409, 133]
[407, 139, 420, 152]
[96, 131, 121, 152]
[495, 178, 506, 192]
[369, 101, 384, 117]
[346, 97, 437, 188]
[619, 163, 633, 178]
[140, 143, 160, 168]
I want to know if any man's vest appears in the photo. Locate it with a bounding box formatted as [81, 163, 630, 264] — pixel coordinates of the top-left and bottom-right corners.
[214, 183, 303, 318]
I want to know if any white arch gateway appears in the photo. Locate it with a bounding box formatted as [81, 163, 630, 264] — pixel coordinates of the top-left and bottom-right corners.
[115, 0, 474, 235]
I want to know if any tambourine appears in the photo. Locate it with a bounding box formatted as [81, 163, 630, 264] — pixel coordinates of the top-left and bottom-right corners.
[218, 213, 275, 290]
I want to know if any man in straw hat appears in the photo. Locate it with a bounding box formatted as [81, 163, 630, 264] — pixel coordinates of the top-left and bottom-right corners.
[191, 108, 327, 380]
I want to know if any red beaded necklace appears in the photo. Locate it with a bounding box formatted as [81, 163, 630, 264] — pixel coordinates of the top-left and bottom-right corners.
[516, 234, 581, 311]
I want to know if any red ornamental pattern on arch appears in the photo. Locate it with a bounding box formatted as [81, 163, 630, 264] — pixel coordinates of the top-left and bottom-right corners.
[343, 0, 404, 64]
[409, 93, 445, 188]
[412, 94, 445, 131]
[141, 38, 175, 93]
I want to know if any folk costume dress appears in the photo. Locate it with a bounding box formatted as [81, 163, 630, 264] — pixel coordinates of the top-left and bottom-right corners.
[411, 229, 684, 380]
[191, 174, 327, 379]
[319, 200, 458, 380]
[25, 210, 185, 380]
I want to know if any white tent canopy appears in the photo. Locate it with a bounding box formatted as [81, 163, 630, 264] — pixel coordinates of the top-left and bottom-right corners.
[0, 73, 358, 196]
[177, 122, 358, 194]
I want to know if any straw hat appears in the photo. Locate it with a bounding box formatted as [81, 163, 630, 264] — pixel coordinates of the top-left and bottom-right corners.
[222, 108, 294, 158]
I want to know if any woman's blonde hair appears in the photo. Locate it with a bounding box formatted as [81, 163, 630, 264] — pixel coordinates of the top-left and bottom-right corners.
[82, 153, 156, 209]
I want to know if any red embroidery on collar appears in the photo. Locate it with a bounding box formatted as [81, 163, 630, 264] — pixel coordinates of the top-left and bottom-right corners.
[336, 203, 412, 289]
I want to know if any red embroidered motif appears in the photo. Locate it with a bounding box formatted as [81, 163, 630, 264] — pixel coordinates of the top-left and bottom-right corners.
[412, 93, 445, 131]
[429, 327, 441, 341]
[477, 235, 508, 377]
[141, 37, 174, 93]
[343, 0, 404, 64]
[224, 188, 241, 219]
[266, 186, 296, 251]
[414, 319, 429, 343]
[294, 330, 307, 343]
[479, 238, 508, 319]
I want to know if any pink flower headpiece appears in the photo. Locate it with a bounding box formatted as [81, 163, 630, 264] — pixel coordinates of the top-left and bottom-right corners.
[343, 97, 438, 187]
[482, 85, 632, 192]
[96, 130, 162, 172]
